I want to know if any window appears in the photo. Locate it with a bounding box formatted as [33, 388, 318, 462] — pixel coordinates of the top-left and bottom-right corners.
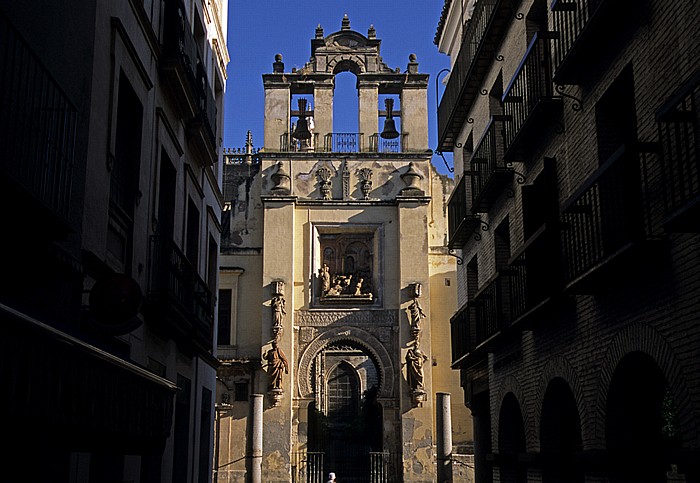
[186, 197, 200, 263]
[217, 289, 232, 345]
[173, 374, 191, 483]
[198, 388, 212, 483]
[234, 382, 249, 402]
[595, 65, 636, 163]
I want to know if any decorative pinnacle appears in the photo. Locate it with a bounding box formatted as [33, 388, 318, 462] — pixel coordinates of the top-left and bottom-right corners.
[245, 130, 253, 154]
[341, 14, 350, 30]
[315, 24, 324, 39]
[368, 24, 376, 39]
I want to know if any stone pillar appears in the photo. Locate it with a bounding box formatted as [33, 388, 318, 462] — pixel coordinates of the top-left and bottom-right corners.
[263, 76, 291, 151]
[260, 197, 295, 480]
[358, 80, 378, 151]
[246, 394, 264, 483]
[397, 164, 435, 482]
[314, 81, 334, 148]
[401, 86, 429, 151]
[437, 392, 453, 483]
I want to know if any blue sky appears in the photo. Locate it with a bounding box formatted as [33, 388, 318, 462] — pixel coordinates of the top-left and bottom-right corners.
[223, 1, 454, 175]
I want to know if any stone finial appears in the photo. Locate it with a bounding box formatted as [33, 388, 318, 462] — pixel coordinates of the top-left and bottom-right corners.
[368, 24, 376, 39]
[341, 14, 350, 30]
[316, 24, 324, 39]
[271, 161, 291, 195]
[407, 53, 419, 74]
[400, 162, 424, 195]
[245, 130, 253, 154]
[273, 53, 284, 73]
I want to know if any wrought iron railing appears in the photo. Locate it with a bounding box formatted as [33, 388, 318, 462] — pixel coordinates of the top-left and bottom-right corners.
[472, 273, 510, 346]
[370, 451, 399, 483]
[292, 451, 325, 483]
[0, 12, 77, 222]
[280, 132, 320, 152]
[550, 0, 607, 78]
[502, 32, 557, 155]
[451, 303, 474, 364]
[470, 117, 509, 211]
[560, 145, 649, 284]
[508, 225, 559, 321]
[437, 0, 501, 149]
[324, 133, 364, 152]
[657, 79, 700, 223]
[149, 236, 214, 345]
[223, 147, 262, 164]
[368, 133, 407, 153]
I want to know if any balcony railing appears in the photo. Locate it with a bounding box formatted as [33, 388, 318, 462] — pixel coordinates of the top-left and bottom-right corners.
[162, 0, 217, 163]
[324, 132, 363, 152]
[0, 12, 77, 225]
[502, 32, 561, 160]
[448, 175, 483, 248]
[656, 75, 700, 231]
[469, 117, 512, 212]
[561, 145, 651, 288]
[550, 0, 610, 84]
[147, 236, 214, 351]
[509, 224, 561, 322]
[368, 133, 408, 153]
[472, 273, 510, 345]
[437, 0, 509, 150]
[451, 302, 474, 365]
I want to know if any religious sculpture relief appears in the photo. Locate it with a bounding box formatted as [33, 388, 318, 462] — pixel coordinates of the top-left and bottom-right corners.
[318, 234, 375, 304]
[408, 282, 425, 340]
[267, 280, 287, 406]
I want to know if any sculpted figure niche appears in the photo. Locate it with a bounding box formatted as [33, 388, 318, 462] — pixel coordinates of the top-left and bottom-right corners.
[318, 234, 375, 304]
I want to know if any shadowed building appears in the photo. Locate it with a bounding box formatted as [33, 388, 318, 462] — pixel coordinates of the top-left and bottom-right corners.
[214, 16, 472, 483]
[1, 0, 228, 481]
[436, 0, 700, 481]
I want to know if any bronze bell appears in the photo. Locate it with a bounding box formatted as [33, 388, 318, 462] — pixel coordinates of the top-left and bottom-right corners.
[380, 98, 400, 139]
[292, 98, 312, 140]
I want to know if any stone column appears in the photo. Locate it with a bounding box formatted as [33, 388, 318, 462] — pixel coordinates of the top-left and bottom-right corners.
[263, 75, 290, 151]
[437, 392, 453, 483]
[246, 394, 263, 483]
[401, 86, 429, 152]
[314, 81, 334, 149]
[358, 80, 378, 151]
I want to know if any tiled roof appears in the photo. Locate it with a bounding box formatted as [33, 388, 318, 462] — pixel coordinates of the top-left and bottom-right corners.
[434, 0, 453, 45]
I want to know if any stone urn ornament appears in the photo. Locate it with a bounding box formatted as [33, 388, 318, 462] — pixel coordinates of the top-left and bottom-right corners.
[400, 162, 424, 195]
[271, 162, 291, 195]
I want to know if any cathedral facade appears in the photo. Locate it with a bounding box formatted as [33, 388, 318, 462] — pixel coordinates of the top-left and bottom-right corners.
[214, 17, 471, 483]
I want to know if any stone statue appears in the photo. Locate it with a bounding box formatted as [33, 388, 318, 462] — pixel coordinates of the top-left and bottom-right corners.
[265, 340, 289, 390]
[272, 294, 286, 330]
[406, 343, 428, 390]
[354, 278, 364, 296]
[320, 264, 331, 294]
[409, 298, 426, 330]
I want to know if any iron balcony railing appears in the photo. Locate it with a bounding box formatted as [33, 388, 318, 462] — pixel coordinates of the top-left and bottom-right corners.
[368, 133, 408, 153]
[324, 132, 364, 152]
[148, 235, 214, 349]
[502, 32, 560, 159]
[280, 132, 410, 153]
[656, 76, 700, 228]
[469, 117, 511, 212]
[0, 12, 77, 223]
[291, 451, 398, 483]
[292, 451, 324, 483]
[447, 175, 483, 248]
[451, 302, 474, 365]
[474, 273, 510, 343]
[508, 224, 560, 322]
[437, 0, 502, 150]
[560, 145, 651, 286]
[550, 0, 608, 83]
[162, 0, 217, 151]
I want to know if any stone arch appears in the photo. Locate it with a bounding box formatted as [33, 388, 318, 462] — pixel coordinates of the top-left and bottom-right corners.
[298, 326, 395, 399]
[327, 54, 366, 75]
[533, 355, 590, 449]
[496, 391, 527, 483]
[595, 323, 697, 448]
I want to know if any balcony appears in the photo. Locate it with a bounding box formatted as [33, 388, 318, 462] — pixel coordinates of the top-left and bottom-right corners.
[447, 175, 483, 248]
[450, 302, 475, 367]
[502, 32, 562, 161]
[550, 0, 626, 84]
[656, 73, 700, 232]
[161, 0, 217, 165]
[145, 236, 214, 355]
[437, 0, 515, 150]
[508, 223, 561, 323]
[0, 12, 77, 233]
[560, 145, 653, 292]
[469, 117, 512, 212]
[472, 272, 511, 345]
[279, 132, 411, 153]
